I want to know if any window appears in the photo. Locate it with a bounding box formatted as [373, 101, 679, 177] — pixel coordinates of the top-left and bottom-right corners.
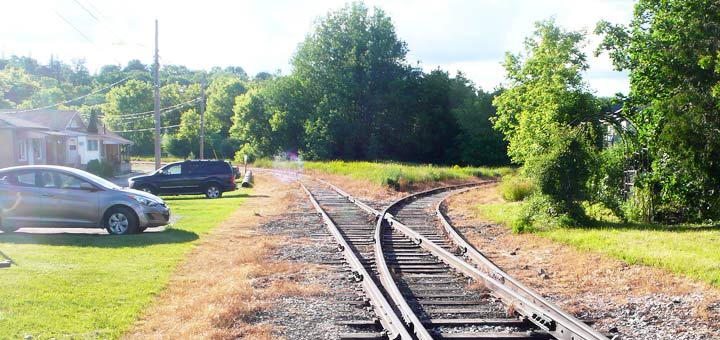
[17, 140, 27, 161]
[3, 170, 37, 187]
[87, 140, 98, 151]
[56, 172, 87, 190]
[32, 138, 42, 160]
[163, 164, 182, 175]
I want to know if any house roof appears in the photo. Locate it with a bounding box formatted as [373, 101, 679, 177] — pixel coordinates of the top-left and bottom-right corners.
[0, 112, 50, 130]
[0, 109, 84, 131]
[0, 109, 131, 145]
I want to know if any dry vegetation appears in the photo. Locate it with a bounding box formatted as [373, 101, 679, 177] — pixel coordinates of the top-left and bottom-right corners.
[444, 184, 720, 325]
[123, 174, 323, 340]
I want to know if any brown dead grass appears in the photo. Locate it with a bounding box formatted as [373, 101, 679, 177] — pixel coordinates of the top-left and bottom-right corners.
[445, 184, 720, 321]
[122, 173, 320, 340]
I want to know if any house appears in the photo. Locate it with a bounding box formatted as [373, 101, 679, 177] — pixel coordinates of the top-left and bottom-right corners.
[0, 109, 133, 174]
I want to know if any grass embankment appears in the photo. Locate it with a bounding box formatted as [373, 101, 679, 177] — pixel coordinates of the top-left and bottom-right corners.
[478, 199, 720, 288]
[0, 190, 249, 339]
[255, 159, 512, 189]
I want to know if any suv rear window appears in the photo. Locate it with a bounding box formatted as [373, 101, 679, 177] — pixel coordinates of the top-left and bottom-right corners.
[185, 161, 230, 175]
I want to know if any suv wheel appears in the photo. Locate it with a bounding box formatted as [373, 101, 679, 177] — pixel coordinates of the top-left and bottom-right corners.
[205, 184, 222, 199]
[0, 218, 18, 233]
[105, 207, 139, 235]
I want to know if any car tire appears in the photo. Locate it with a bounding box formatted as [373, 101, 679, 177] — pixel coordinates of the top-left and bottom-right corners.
[104, 206, 139, 235]
[0, 223, 18, 233]
[138, 185, 156, 195]
[204, 183, 222, 199]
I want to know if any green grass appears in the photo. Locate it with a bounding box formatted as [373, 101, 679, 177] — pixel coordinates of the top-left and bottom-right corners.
[477, 200, 720, 287]
[255, 159, 513, 188]
[0, 190, 249, 339]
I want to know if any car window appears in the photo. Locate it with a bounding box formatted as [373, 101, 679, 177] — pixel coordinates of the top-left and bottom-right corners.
[38, 171, 57, 188]
[3, 170, 37, 187]
[208, 162, 229, 174]
[16, 171, 37, 186]
[56, 172, 89, 190]
[184, 163, 203, 175]
[164, 164, 182, 175]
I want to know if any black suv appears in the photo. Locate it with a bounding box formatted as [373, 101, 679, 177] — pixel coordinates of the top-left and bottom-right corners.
[128, 160, 237, 198]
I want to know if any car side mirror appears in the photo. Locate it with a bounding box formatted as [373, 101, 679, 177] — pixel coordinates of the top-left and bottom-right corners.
[80, 183, 96, 191]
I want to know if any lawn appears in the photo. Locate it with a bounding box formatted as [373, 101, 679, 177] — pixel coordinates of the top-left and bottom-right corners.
[255, 159, 512, 188]
[478, 200, 720, 288]
[0, 190, 249, 339]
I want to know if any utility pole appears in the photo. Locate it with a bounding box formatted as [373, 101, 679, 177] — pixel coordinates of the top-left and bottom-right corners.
[199, 78, 206, 160]
[153, 19, 161, 170]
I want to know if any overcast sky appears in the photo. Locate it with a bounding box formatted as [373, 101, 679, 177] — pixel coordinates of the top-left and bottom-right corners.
[1, 0, 633, 96]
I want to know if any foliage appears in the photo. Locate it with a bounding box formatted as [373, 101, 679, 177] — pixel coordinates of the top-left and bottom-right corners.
[588, 145, 627, 220]
[0, 190, 249, 339]
[596, 0, 720, 222]
[1, 3, 510, 168]
[86, 159, 113, 178]
[494, 19, 600, 221]
[499, 175, 535, 202]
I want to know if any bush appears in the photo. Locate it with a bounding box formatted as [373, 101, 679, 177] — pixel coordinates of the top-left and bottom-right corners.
[500, 175, 535, 201]
[86, 159, 114, 178]
[512, 194, 577, 233]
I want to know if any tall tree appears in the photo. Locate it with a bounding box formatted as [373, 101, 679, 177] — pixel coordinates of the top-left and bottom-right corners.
[494, 19, 599, 220]
[292, 1, 408, 160]
[597, 0, 720, 221]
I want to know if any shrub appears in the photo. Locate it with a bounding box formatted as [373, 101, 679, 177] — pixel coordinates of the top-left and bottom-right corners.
[500, 175, 535, 201]
[512, 194, 577, 233]
[86, 159, 114, 178]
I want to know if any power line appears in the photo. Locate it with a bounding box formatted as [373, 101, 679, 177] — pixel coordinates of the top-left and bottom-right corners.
[54, 9, 94, 44]
[72, 0, 100, 22]
[8, 77, 130, 114]
[107, 97, 201, 119]
[114, 124, 180, 133]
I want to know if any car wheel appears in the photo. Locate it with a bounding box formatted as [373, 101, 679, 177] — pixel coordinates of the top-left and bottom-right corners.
[138, 185, 156, 195]
[105, 207, 139, 235]
[205, 184, 222, 199]
[0, 225, 18, 233]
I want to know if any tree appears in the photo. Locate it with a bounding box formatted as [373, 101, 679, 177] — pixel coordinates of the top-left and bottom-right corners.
[292, 1, 408, 160]
[103, 80, 155, 155]
[597, 0, 720, 221]
[493, 19, 599, 221]
[205, 76, 247, 138]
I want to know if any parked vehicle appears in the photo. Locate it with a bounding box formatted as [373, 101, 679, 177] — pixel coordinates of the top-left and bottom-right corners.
[0, 165, 170, 235]
[128, 160, 237, 199]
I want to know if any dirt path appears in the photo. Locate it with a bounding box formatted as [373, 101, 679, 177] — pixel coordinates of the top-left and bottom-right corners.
[444, 183, 720, 340]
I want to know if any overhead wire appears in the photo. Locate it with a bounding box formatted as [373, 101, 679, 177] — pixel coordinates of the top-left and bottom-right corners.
[8, 77, 130, 114]
[114, 124, 181, 133]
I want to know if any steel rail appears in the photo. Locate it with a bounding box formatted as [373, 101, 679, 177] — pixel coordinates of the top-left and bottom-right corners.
[299, 182, 412, 340]
[434, 187, 609, 340]
[384, 186, 608, 340]
[374, 206, 434, 340]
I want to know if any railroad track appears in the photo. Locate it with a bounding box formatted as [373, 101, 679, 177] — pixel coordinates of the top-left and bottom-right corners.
[262, 169, 610, 340]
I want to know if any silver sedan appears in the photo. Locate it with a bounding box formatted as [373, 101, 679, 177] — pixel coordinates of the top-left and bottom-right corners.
[0, 165, 170, 235]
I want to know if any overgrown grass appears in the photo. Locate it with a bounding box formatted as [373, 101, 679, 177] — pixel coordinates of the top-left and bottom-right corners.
[477, 198, 720, 287]
[254, 159, 513, 189]
[0, 190, 250, 339]
[499, 175, 535, 201]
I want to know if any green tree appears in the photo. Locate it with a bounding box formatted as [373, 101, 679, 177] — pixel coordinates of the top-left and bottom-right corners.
[597, 0, 720, 221]
[292, 1, 408, 160]
[103, 80, 154, 155]
[494, 19, 599, 221]
[205, 76, 247, 138]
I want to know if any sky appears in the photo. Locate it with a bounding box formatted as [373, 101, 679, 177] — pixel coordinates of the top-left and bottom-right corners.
[1, 0, 634, 96]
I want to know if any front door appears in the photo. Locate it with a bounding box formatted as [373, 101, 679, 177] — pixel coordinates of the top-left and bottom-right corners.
[155, 163, 184, 194]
